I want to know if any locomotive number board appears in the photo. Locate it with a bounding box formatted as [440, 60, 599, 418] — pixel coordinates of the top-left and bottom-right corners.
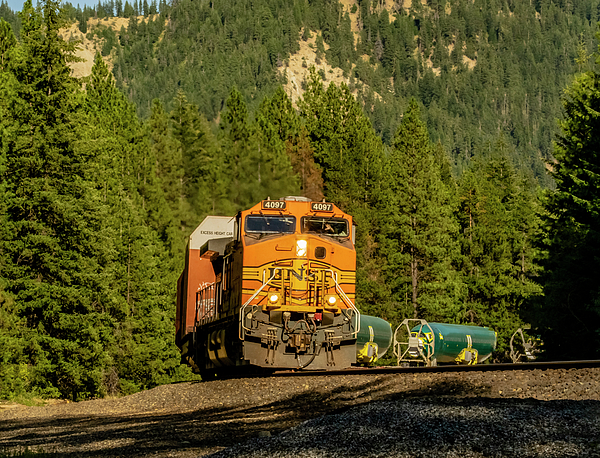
[262, 200, 287, 210]
[311, 202, 334, 212]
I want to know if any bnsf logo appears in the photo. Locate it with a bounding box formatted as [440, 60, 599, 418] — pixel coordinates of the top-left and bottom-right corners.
[268, 266, 312, 281]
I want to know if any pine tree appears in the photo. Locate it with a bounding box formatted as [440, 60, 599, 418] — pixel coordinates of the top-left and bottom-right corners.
[299, 67, 384, 216]
[381, 99, 463, 323]
[256, 86, 300, 144]
[298, 67, 387, 319]
[0, 0, 115, 399]
[0, 18, 26, 398]
[256, 87, 324, 201]
[169, 90, 231, 224]
[537, 52, 600, 358]
[150, 90, 186, 232]
[123, 1, 134, 18]
[285, 127, 325, 202]
[457, 147, 541, 354]
[146, 98, 188, 249]
[0, 18, 16, 71]
[221, 86, 299, 210]
[83, 54, 190, 393]
[0, 2, 21, 38]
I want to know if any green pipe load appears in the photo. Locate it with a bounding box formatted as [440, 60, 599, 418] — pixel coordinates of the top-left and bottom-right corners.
[356, 315, 393, 365]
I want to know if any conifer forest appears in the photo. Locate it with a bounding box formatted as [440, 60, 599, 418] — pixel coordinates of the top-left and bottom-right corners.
[1, 0, 600, 400]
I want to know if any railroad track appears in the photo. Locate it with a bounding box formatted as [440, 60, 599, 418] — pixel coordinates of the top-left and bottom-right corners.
[270, 359, 600, 377]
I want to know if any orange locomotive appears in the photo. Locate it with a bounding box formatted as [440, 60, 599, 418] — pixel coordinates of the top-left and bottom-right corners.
[175, 197, 360, 376]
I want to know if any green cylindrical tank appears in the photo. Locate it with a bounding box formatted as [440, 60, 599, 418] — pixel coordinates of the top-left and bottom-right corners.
[411, 322, 497, 364]
[356, 315, 393, 364]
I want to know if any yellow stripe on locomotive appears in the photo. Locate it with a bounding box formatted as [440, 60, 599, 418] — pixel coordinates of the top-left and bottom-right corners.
[242, 261, 355, 313]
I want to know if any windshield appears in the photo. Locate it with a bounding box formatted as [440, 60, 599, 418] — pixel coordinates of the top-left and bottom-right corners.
[301, 217, 349, 237]
[245, 215, 296, 236]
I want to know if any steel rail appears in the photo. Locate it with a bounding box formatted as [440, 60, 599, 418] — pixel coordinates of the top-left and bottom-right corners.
[268, 359, 600, 377]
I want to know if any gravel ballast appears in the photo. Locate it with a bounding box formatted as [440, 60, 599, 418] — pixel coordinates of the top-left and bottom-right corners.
[209, 398, 600, 458]
[1, 367, 599, 457]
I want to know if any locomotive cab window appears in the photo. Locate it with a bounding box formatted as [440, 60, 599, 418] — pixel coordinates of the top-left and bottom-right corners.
[301, 217, 349, 238]
[245, 215, 296, 238]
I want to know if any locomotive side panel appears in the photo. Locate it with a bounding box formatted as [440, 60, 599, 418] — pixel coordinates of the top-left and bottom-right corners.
[176, 247, 219, 368]
[175, 217, 234, 370]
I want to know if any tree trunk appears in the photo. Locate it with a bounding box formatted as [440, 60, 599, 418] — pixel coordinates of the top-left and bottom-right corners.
[411, 247, 418, 318]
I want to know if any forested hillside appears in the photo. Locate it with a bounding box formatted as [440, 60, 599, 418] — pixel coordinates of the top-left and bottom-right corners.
[50, 0, 598, 184]
[1, 0, 600, 400]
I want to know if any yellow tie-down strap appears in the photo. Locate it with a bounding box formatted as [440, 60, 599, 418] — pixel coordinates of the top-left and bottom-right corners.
[455, 347, 479, 365]
[357, 342, 379, 365]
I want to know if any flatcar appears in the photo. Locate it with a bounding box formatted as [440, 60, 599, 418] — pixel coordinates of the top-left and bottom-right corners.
[393, 319, 497, 366]
[176, 197, 379, 377]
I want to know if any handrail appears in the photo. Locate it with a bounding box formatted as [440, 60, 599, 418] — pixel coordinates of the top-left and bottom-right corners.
[238, 267, 360, 339]
[239, 268, 282, 339]
[328, 270, 360, 337]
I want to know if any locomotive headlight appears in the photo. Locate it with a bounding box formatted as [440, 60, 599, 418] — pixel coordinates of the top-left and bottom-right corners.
[325, 295, 337, 305]
[296, 239, 307, 257]
[269, 293, 279, 304]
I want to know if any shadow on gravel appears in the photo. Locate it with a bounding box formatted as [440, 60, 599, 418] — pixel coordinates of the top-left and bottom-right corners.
[0, 375, 598, 458]
[207, 396, 600, 458]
